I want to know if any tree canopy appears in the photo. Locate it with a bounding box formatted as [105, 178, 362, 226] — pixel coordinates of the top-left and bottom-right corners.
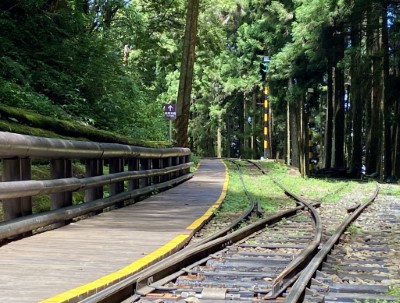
[1, 0, 399, 180]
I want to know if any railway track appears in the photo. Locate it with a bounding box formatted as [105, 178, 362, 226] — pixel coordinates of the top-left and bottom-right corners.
[80, 160, 398, 303]
[134, 209, 317, 302]
[303, 184, 400, 303]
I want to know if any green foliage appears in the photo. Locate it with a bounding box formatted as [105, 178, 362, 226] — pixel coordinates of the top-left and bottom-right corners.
[0, 0, 175, 142]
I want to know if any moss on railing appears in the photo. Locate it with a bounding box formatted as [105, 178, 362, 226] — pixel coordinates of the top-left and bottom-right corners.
[0, 105, 170, 148]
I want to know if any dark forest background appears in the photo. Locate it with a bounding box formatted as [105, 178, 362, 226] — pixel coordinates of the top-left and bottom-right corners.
[1, 0, 399, 180]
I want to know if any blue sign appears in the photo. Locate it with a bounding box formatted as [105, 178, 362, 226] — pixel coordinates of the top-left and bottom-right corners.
[163, 103, 177, 120]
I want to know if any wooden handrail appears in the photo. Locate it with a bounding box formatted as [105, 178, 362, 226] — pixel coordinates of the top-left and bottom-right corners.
[0, 131, 192, 240]
[0, 132, 190, 159]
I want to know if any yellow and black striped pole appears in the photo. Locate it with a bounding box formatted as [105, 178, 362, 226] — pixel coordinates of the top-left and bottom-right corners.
[259, 56, 270, 159]
[263, 85, 270, 159]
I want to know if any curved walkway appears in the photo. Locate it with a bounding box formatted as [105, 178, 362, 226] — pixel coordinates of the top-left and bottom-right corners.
[0, 159, 227, 303]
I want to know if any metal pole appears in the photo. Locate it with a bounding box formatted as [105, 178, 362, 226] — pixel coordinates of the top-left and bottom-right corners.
[169, 119, 172, 143]
[264, 85, 270, 159]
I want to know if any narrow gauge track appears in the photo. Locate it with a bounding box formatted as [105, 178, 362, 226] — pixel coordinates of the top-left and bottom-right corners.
[250, 160, 398, 303]
[81, 160, 386, 303]
[187, 159, 265, 248]
[302, 186, 400, 303]
[81, 160, 322, 303]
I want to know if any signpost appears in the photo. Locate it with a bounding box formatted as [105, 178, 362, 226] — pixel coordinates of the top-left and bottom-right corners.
[163, 104, 177, 143]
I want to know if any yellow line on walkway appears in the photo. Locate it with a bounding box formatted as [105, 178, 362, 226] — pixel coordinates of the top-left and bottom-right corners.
[41, 160, 229, 303]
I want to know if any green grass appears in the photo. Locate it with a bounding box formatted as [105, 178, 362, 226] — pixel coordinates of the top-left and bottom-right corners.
[220, 160, 292, 213]
[380, 185, 400, 197]
[217, 160, 383, 219]
[346, 223, 362, 235]
[388, 286, 400, 301]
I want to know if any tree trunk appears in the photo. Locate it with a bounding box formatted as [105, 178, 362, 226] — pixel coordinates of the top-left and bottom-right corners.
[381, 0, 392, 179]
[286, 96, 291, 165]
[349, 14, 363, 178]
[174, 0, 200, 147]
[324, 60, 333, 169]
[332, 25, 345, 169]
[365, 1, 383, 176]
[216, 118, 222, 158]
[394, 104, 400, 178]
[298, 96, 306, 177]
[289, 79, 300, 168]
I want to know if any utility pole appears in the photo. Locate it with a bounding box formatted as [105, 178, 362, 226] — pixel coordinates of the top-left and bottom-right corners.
[259, 56, 271, 159]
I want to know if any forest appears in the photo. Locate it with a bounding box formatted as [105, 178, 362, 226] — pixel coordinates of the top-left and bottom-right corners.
[0, 0, 399, 180]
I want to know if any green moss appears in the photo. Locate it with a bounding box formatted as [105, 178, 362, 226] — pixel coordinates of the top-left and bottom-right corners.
[0, 120, 75, 140]
[0, 104, 170, 148]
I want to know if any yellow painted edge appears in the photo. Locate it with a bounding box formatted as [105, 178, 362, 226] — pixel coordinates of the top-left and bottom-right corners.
[186, 160, 229, 231]
[41, 159, 229, 303]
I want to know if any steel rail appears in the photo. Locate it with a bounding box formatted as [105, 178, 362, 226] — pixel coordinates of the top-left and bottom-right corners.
[265, 198, 322, 298]
[187, 159, 261, 248]
[0, 132, 190, 159]
[0, 162, 192, 199]
[246, 160, 324, 298]
[80, 203, 315, 303]
[284, 182, 380, 303]
[0, 174, 192, 240]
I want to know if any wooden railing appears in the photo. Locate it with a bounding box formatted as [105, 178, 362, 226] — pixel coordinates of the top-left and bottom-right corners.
[0, 131, 192, 241]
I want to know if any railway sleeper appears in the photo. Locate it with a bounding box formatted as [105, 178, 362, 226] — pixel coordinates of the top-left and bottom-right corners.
[325, 256, 386, 265]
[238, 243, 307, 249]
[224, 255, 294, 262]
[175, 277, 273, 289]
[328, 283, 390, 294]
[323, 292, 399, 303]
[349, 246, 390, 252]
[316, 271, 390, 282]
[177, 269, 278, 278]
[229, 251, 295, 259]
[141, 286, 279, 302]
[322, 262, 390, 273]
[206, 259, 290, 268]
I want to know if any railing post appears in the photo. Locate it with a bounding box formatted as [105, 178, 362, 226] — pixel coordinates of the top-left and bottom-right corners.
[184, 154, 191, 175]
[50, 159, 72, 227]
[85, 159, 103, 214]
[97, 160, 104, 199]
[152, 158, 162, 184]
[172, 156, 180, 178]
[85, 159, 103, 202]
[139, 158, 151, 188]
[127, 158, 139, 204]
[127, 158, 139, 191]
[179, 156, 186, 176]
[2, 158, 22, 221]
[65, 159, 72, 205]
[109, 158, 124, 207]
[20, 158, 32, 217]
[163, 157, 172, 182]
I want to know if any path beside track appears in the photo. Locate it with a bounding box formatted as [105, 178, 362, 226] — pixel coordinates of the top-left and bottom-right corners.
[0, 159, 227, 303]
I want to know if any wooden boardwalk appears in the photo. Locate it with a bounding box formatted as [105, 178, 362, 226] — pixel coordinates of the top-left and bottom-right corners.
[0, 159, 227, 303]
